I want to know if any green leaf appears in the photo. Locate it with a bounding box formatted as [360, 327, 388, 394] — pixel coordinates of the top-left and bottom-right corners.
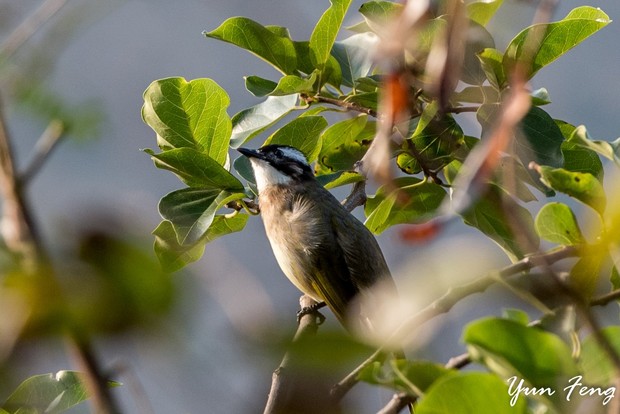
[502, 308, 530, 325]
[535, 165, 606, 215]
[557, 123, 604, 179]
[466, 0, 504, 26]
[359, 1, 403, 31]
[580, 326, 620, 385]
[317, 114, 375, 173]
[316, 170, 364, 189]
[309, 0, 354, 70]
[331, 33, 377, 87]
[159, 188, 245, 246]
[146, 148, 244, 190]
[230, 94, 299, 148]
[1, 371, 118, 414]
[478, 48, 507, 90]
[535, 202, 584, 246]
[452, 86, 499, 104]
[503, 6, 611, 79]
[566, 124, 620, 167]
[364, 177, 446, 234]
[153, 215, 248, 272]
[204, 17, 298, 75]
[142, 78, 231, 165]
[531, 88, 551, 106]
[461, 20, 495, 85]
[462, 185, 538, 261]
[343, 91, 378, 112]
[263, 116, 328, 162]
[464, 318, 577, 388]
[416, 372, 528, 414]
[397, 114, 466, 174]
[245, 72, 319, 97]
[518, 106, 564, 168]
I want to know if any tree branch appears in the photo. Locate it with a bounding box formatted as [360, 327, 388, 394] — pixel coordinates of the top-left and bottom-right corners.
[302, 94, 378, 118]
[264, 295, 335, 414]
[0, 95, 120, 413]
[21, 119, 65, 185]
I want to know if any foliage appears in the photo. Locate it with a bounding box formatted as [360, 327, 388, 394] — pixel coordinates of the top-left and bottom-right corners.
[141, 1, 620, 413]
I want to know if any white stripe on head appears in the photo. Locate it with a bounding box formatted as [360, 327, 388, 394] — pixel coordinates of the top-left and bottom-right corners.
[278, 147, 309, 166]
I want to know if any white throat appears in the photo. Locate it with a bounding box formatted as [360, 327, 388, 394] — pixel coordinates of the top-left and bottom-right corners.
[250, 158, 294, 192]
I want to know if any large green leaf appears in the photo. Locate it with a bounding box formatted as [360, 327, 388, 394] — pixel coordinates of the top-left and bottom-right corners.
[153, 215, 248, 272]
[358, 1, 403, 32]
[263, 115, 328, 162]
[364, 177, 446, 234]
[503, 6, 610, 79]
[230, 94, 299, 148]
[535, 165, 606, 215]
[146, 148, 244, 190]
[466, 0, 504, 26]
[534, 202, 584, 246]
[159, 188, 245, 246]
[464, 318, 577, 389]
[317, 114, 375, 173]
[331, 33, 377, 87]
[477, 48, 507, 90]
[416, 372, 527, 414]
[142, 77, 231, 165]
[309, 0, 354, 70]
[565, 124, 620, 167]
[517, 106, 564, 168]
[397, 114, 466, 174]
[1, 371, 118, 414]
[462, 185, 538, 261]
[204, 17, 298, 75]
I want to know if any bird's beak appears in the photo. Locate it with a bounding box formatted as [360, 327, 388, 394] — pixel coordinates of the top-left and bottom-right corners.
[237, 147, 264, 160]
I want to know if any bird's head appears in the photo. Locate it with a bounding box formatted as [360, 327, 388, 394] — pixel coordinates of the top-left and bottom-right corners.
[238, 145, 314, 191]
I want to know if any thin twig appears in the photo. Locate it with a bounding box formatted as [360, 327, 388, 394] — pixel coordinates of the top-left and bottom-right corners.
[21, 119, 65, 185]
[0, 0, 70, 61]
[302, 94, 378, 118]
[377, 392, 414, 414]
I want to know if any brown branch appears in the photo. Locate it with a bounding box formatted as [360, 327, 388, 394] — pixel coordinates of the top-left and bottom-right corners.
[590, 289, 620, 307]
[21, 119, 65, 185]
[0, 0, 69, 61]
[302, 94, 378, 118]
[264, 295, 335, 414]
[377, 392, 415, 414]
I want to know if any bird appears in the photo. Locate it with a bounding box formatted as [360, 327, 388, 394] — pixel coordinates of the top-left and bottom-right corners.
[237, 144, 399, 336]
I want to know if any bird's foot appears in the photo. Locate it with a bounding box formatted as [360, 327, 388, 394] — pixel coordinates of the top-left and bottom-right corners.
[296, 301, 327, 325]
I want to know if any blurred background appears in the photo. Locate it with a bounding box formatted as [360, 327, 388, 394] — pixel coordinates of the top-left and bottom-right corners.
[1, 0, 619, 412]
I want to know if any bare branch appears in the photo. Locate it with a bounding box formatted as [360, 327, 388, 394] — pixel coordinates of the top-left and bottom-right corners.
[0, 0, 70, 61]
[21, 119, 65, 185]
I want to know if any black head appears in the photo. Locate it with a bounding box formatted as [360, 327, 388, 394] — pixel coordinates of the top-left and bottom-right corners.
[238, 145, 314, 182]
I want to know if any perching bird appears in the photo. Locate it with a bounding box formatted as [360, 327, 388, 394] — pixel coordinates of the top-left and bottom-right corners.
[238, 145, 398, 335]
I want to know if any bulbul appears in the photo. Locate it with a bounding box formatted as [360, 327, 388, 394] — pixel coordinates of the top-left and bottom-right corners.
[238, 145, 397, 334]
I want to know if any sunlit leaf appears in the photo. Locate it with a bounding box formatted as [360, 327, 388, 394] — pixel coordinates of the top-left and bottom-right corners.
[145, 148, 244, 190]
[466, 0, 504, 27]
[535, 202, 584, 246]
[416, 372, 527, 414]
[1, 371, 118, 414]
[358, 1, 403, 32]
[565, 124, 620, 167]
[316, 170, 364, 189]
[535, 165, 606, 215]
[309, 0, 354, 71]
[230, 95, 299, 148]
[263, 115, 328, 162]
[478, 48, 507, 90]
[159, 188, 245, 246]
[503, 7, 610, 79]
[464, 318, 577, 388]
[153, 215, 248, 272]
[365, 177, 446, 234]
[317, 114, 375, 173]
[142, 78, 231, 165]
[359, 360, 454, 393]
[204, 17, 298, 74]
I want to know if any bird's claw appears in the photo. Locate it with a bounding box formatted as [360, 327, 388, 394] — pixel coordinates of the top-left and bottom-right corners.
[296, 301, 327, 325]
